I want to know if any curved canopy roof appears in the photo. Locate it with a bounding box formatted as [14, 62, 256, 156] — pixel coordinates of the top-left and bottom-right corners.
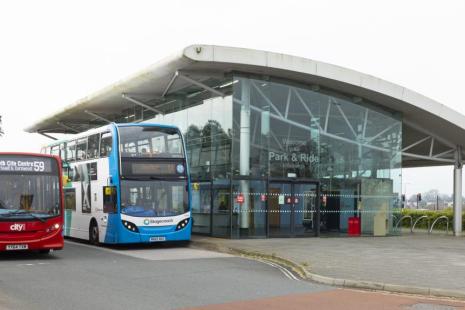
[26, 44, 465, 167]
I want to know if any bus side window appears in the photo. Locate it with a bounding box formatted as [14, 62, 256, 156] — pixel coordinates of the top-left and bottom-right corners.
[76, 138, 88, 161]
[87, 134, 100, 159]
[100, 132, 112, 158]
[51, 145, 60, 157]
[60, 143, 66, 160]
[66, 141, 76, 162]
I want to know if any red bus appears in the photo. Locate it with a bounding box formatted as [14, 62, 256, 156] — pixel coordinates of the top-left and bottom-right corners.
[0, 153, 64, 253]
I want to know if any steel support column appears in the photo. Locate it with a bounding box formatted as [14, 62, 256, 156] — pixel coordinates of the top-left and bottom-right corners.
[239, 79, 251, 231]
[453, 147, 463, 236]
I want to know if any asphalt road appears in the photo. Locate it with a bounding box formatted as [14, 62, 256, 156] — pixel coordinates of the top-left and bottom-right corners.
[1, 241, 464, 310]
[0, 240, 326, 310]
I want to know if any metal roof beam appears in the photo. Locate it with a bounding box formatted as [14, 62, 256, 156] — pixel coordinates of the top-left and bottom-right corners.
[84, 110, 112, 123]
[367, 122, 399, 143]
[402, 152, 455, 164]
[429, 138, 435, 157]
[177, 72, 225, 98]
[334, 102, 357, 138]
[293, 88, 323, 132]
[324, 101, 331, 132]
[403, 119, 455, 149]
[162, 71, 226, 99]
[433, 148, 455, 159]
[162, 71, 179, 98]
[122, 94, 164, 115]
[38, 132, 58, 140]
[251, 81, 284, 118]
[56, 121, 80, 133]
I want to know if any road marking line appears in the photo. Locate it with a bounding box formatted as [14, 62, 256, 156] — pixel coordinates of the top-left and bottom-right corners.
[245, 257, 301, 282]
[265, 260, 301, 281]
[263, 261, 293, 280]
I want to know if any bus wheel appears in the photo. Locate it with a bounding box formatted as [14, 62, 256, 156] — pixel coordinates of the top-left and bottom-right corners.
[89, 221, 99, 245]
[39, 249, 51, 254]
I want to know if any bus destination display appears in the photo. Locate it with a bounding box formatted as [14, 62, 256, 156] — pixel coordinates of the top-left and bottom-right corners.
[0, 156, 53, 173]
[131, 162, 177, 175]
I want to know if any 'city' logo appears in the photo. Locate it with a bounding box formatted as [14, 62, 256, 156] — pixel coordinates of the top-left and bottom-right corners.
[10, 224, 26, 231]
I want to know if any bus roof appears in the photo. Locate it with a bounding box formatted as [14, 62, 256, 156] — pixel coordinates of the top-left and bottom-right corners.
[0, 152, 59, 159]
[41, 123, 181, 147]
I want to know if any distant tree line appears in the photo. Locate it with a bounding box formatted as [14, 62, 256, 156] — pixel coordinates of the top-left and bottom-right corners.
[407, 189, 451, 203]
[404, 189, 456, 210]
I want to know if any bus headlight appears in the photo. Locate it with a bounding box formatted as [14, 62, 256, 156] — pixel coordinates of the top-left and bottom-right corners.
[46, 223, 61, 233]
[176, 218, 190, 231]
[122, 220, 139, 233]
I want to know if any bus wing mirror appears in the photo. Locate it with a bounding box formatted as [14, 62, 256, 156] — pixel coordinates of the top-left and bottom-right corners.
[62, 161, 72, 183]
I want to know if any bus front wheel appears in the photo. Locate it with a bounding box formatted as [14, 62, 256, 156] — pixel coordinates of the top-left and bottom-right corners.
[89, 221, 99, 245]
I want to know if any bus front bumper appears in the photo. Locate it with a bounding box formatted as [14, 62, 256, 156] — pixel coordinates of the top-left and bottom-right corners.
[117, 222, 192, 244]
[0, 229, 64, 252]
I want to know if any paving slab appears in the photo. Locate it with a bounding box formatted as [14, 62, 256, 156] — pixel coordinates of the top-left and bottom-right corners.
[192, 234, 465, 293]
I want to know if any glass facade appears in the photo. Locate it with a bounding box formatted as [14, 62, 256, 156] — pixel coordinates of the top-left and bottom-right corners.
[141, 74, 402, 238]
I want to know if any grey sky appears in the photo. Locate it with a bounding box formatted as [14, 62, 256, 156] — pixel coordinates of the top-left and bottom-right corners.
[0, 0, 463, 196]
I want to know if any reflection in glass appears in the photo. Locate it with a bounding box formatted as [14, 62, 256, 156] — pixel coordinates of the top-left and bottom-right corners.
[133, 74, 403, 238]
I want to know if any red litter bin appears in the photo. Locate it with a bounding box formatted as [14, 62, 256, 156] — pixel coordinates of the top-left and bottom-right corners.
[348, 217, 361, 236]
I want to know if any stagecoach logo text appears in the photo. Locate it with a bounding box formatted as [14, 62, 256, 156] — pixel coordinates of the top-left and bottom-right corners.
[9, 224, 26, 231]
[144, 218, 174, 225]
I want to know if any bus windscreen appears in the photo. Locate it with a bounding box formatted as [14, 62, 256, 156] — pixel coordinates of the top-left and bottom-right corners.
[0, 155, 61, 220]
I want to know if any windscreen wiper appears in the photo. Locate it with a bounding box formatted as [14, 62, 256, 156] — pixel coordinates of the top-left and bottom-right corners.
[2, 210, 46, 223]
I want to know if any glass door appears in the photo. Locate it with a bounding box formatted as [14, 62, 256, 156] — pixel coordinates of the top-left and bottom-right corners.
[191, 181, 212, 234]
[293, 183, 318, 236]
[211, 180, 232, 238]
[268, 180, 319, 237]
[268, 182, 292, 237]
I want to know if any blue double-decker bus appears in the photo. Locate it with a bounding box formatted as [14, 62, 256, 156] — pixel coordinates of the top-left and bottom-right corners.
[42, 123, 192, 244]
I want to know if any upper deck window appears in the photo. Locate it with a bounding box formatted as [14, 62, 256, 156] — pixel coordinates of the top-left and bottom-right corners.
[100, 132, 112, 157]
[119, 126, 184, 159]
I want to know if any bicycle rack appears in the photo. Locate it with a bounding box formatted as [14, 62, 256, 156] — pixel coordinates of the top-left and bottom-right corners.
[412, 215, 429, 233]
[395, 215, 413, 231]
[428, 216, 449, 234]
